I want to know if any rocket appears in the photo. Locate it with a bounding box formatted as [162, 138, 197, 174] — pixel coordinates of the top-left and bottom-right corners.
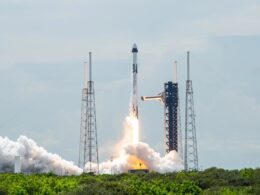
[131, 43, 138, 118]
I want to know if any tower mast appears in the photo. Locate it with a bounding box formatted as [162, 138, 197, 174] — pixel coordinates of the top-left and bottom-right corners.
[79, 52, 99, 173]
[184, 51, 198, 171]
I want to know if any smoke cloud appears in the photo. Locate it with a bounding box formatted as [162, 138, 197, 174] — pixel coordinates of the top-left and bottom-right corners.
[0, 117, 183, 175]
[87, 141, 183, 174]
[0, 135, 82, 175]
[0, 135, 183, 175]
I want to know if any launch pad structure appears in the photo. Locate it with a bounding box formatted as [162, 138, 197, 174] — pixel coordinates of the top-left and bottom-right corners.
[141, 52, 199, 171]
[141, 62, 182, 156]
[78, 52, 99, 173]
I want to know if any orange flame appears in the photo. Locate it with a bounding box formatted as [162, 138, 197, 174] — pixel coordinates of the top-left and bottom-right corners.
[128, 155, 148, 169]
[125, 115, 148, 170]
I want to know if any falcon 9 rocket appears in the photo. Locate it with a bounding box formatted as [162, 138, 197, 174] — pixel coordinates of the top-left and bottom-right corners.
[131, 44, 138, 118]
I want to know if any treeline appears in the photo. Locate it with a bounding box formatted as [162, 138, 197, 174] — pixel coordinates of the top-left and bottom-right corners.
[0, 167, 259, 194]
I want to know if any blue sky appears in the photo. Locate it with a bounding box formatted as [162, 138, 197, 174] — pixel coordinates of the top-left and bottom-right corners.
[0, 0, 260, 169]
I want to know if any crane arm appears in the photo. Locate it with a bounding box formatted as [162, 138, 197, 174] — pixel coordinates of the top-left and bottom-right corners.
[141, 96, 162, 101]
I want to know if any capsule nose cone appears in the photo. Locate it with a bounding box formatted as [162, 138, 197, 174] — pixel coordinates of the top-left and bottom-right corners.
[132, 43, 138, 53]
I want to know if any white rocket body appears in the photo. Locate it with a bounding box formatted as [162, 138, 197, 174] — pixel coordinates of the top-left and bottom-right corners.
[131, 44, 138, 118]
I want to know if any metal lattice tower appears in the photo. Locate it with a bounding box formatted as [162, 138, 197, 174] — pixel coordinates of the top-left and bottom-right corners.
[184, 51, 198, 171]
[78, 52, 99, 173]
[164, 81, 178, 153]
[141, 62, 182, 155]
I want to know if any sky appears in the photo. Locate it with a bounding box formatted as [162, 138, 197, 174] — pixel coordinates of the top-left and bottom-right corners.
[0, 0, 260, 170]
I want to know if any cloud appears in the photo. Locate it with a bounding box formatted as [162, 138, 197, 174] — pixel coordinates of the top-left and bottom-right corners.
[195, 5, 260, 36]
[87, 141, 183, 174]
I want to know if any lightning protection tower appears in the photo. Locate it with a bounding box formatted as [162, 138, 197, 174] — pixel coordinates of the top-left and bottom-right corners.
[141, 62, 182, 156]
[184, 51, 198, 171]
[78, 52, 99, 173]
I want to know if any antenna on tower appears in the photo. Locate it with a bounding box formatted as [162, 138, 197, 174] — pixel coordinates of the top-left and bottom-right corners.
[79, 52, 99, 174]
[187, 51, 190, 80]
[184, 51, 198, 171]
[84, 62, 87, 88]
[173, 61, 177, 83]
[89, 52, 92, 82]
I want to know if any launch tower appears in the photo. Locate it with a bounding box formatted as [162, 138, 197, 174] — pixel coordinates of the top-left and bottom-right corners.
[184, 51, 198, 171]
[141, 62, 182, 154]
[78, 52, 99, 173]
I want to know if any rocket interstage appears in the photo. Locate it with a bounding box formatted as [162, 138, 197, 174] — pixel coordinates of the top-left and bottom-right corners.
[131, 43, 138, 119]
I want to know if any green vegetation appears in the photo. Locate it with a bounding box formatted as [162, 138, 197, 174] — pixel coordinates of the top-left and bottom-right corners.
[0, 168, 259, 194]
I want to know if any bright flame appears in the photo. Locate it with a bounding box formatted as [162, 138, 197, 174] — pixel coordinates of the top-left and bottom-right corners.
[124, 115, 149, 170]
[128, 155, 148, 169]
[126, 116, 139, 144]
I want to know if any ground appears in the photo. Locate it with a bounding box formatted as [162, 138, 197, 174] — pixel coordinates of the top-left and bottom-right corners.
[0, 167, 260, 194]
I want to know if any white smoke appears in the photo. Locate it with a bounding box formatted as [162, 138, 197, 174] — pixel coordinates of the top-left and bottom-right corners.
[0, 126, 183, 175]
[124, 142, 183, 173]
[0, 135, 183, 175]
[86, 142, 183, 174]
[0, 135, 82, 175]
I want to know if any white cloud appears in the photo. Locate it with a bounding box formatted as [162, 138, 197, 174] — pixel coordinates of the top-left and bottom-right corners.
[195, 5, 260, 36]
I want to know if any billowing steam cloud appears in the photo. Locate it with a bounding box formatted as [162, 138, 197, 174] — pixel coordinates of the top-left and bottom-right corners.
[0, 134, 183, 175]
[0, 118, 183, 175]
[87, 142, 183, 174]
[0, 135, 82, 175]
